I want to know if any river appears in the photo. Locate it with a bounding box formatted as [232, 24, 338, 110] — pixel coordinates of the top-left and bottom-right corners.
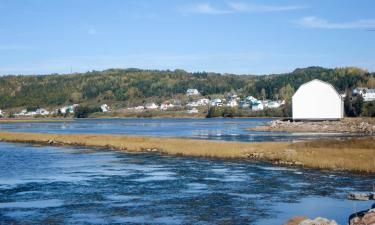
[0, 118, 373, 224]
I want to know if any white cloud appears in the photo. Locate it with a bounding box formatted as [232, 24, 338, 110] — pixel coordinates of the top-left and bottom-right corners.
[228, 2, 306, 13]
[182, 3, 231, 15]
[181, 2, 306, 15]
[296, 16, 375, 29]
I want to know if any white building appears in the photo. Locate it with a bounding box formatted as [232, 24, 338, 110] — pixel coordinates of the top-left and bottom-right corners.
[292, 79, 343, 120]
[160, 101, 174, 110]
[196, 98, 209, 106]
[101, 104, 109, 112]
[186, 89, 200, 96]
[267, 101, 281, 109]
[210, 98, 223, 107]
[226, 99, 238, 108]
[145, 103, 158, 109]
[252, 100, 264, 111]
[36, 108, 50, 115]
[0, 109, 3, 117]
[354, 88, 375, 102]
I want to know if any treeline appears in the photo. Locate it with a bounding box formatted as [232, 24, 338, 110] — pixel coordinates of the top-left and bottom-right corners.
[0, 67, 374, 110]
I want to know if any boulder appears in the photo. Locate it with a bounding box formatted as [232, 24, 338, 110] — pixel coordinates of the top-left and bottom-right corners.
[299, 217, 338, 225]
[347, 192, 374, 201]
[284, 216, 308, 225]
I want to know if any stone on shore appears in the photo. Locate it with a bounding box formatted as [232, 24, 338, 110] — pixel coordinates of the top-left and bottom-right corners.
[347, 192, 375, 201]
[284, 216, 338, 225]
[349, 208, 375, 225]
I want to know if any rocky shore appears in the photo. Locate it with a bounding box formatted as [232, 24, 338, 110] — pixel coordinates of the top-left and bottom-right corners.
[248, 118, 375, 134]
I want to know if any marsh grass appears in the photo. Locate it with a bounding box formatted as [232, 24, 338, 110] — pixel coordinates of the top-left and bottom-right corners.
[0, 131, 374, 172]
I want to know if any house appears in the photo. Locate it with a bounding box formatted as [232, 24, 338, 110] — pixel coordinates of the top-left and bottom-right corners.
[187, 107, 199, 114]
[354, 88, 375, 102]
[245, 96, 257, 103]
[36, 108, 50, 115]
[292, 79, 343, 120]
[101, 104, 109, 112]
[60, 104, 79, 114]
[226, 99, 238, 108]
[210, 99, 223, 107]
[145, 103, 158, 109]
[252, 100, 264, 111]
[196, 98, 210, 106]
[239, 101, 250, 109]
[186, 89, 200, 96]
[160, 101, 174, 110]
[0, 110, 3, 118]
[267, 101, 281, 109]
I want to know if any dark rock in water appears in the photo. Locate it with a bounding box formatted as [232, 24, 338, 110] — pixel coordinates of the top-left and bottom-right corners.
[348, 192, 375, 201]
[284, 216, 338, 225]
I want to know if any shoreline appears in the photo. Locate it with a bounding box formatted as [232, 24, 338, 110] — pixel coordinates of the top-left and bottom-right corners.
[247, 118, 375, 134]
[0, 131, 374, 173]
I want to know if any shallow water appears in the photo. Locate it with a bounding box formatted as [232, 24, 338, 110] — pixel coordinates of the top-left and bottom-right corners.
[0, 142, 374, 224]
[0, 118, 363, 142]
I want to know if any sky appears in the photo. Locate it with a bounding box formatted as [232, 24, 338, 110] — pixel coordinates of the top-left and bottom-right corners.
[0, 0, 374, 75]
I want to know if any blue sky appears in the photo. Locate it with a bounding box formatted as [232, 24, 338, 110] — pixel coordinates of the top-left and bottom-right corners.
[0, 0, 374, 75]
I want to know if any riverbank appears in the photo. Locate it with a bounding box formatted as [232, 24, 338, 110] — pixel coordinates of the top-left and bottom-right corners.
[0, 132, 374, 173]
[248, 118, 375, 134]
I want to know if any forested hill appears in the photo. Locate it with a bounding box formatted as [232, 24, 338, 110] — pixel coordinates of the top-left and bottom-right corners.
[0, 67, 374, 109]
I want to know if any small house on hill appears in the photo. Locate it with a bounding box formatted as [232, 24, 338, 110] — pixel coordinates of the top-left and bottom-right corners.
[292, 79, 343, 120]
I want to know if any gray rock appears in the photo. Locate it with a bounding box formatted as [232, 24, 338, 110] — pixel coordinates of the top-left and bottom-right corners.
[299, 217, 338, 225]
[348, 192, 374, 201]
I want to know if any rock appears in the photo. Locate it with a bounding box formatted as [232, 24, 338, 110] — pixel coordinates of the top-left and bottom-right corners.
[349, 208, 375, 225]
[348, 192, 374, 201]
[48, 139, 55, 145]
[284, 216, 308, 225]
[299, 217, 338, 225]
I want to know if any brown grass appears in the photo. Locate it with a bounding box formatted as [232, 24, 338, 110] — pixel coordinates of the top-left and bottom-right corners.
[0, 131, 374, 173]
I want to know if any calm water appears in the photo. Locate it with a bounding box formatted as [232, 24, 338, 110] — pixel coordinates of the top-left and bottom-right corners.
[0, 118, 362, 142]
[0, 142, 374, 224]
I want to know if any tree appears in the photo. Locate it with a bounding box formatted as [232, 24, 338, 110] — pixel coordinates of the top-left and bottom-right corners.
[279, 84, 294, 102]
[352, 95, 364, 116]
[260, 88, 266, 100]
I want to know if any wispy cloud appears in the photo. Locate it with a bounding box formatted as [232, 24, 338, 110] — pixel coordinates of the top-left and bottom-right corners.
[181, 2, 306, 15]
[296, 16, 375, 29]
[227, 2, 306, 13]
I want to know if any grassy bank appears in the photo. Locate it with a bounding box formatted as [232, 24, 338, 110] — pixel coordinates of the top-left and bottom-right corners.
[0, 132, 374, 173]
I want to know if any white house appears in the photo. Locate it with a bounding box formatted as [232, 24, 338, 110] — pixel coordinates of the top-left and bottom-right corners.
[145, 103, 158, 109]
[292, 79, 344, 120]
[160, 101, 174, 110]
[226, 99, 238, 107]
[186, 89, 200, 96]
[252, 100, 264, 111]
[354, 88, 375, 102]
[0, 109, 3, 117]
[101, 104, 109, 112]
[210, 99, 223, 107]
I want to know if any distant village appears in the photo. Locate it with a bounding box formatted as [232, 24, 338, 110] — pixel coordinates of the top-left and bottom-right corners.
[0, 86, 374, 118]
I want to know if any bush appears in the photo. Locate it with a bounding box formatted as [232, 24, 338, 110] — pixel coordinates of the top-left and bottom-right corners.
[363, 102, 375, 117]
[74, 106, 102, 118]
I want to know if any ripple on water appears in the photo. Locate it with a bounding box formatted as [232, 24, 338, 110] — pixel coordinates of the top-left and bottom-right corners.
[0, 199, 63, 209]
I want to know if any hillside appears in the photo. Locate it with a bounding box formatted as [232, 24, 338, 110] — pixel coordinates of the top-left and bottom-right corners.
[0, 67, 374, 109]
